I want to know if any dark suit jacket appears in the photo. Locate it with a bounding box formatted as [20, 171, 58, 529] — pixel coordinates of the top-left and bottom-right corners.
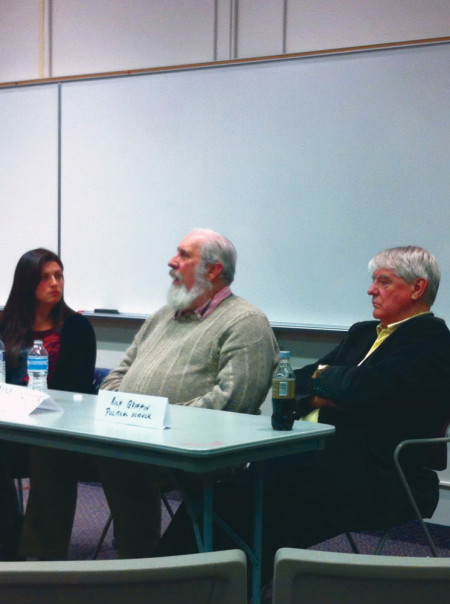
[295, 314, 450, 533]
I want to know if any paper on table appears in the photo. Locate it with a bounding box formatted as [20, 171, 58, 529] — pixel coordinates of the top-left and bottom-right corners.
[96, 389, 171, 429]
[0, 383, 63, 417]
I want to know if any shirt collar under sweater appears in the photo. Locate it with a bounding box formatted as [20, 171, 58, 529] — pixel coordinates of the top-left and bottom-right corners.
[174, 286, 232, 321]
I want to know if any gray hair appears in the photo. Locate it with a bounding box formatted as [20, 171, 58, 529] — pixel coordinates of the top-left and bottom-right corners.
[368, 246, 440, 306]
[191, 228, 237, 285]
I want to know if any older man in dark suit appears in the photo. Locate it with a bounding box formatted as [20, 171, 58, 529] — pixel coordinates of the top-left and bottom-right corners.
[158, 245, 450, 581]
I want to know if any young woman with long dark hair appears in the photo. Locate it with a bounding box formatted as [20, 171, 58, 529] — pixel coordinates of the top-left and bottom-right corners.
[1, 248, 96, 392]
[0, 248, 96, 559]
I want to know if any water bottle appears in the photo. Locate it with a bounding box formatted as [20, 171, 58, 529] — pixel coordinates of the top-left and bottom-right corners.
[27, 340, 48, 392]
[271, 350, 296, 430]
[0, 337, 5, 383]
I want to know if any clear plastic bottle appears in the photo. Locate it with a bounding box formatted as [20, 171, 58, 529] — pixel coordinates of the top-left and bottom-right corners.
[271, 350, 296, 430]
[0, 337, 5, 383]
[27, 340, 48, 392]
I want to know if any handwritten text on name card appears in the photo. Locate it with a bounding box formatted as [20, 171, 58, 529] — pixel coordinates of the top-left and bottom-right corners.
[96, 390, 171, 429]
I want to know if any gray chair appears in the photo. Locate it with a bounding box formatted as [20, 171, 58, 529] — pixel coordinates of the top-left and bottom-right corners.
[272, 547, 450, 604]
[391, 433, 450, 556]
[346, 430, 450, 556]
[93, 367, 111, 394]
[0, 549, 247, 604]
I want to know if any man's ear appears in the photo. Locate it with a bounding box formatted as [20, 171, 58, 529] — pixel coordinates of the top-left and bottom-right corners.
[411, 277, 428, 300]
[206, 262, 224, 282]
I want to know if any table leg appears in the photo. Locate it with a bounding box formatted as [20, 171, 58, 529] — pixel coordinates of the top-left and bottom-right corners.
[252, 462, 264, 604]
[173, 466, 264, 603]
[176, 473, 215, 553]
[202, 474, 214, 551]
[203, 464, 264, 604]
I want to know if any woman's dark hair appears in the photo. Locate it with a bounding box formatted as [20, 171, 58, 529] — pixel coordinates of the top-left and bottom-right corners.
[0, 248, 75, 367]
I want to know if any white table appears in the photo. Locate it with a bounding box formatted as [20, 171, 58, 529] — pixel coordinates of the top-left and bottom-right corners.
[0, 390, 335, 603]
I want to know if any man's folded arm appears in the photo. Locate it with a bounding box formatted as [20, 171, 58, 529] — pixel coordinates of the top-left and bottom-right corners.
[310, 330, 450, 416]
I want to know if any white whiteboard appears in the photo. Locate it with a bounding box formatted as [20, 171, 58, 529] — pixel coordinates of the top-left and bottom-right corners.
[2, 43, 449, 329]
[0, 84, 59, 303]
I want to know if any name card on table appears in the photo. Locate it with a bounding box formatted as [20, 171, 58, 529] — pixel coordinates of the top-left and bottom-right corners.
[96, 390, 171, 429]
[0, 383, 63, 417]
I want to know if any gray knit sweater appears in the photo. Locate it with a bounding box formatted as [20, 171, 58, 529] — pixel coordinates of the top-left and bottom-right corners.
[101, 294, 279, 414]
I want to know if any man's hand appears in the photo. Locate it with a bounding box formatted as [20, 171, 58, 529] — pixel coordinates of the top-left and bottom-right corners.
[310, 396, 337, 409]
[312, 364, 329, 379]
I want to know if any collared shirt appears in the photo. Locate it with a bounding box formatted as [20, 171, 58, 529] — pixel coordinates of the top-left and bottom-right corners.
[358, 311, 432, 366]
[174, 285, 232, 321]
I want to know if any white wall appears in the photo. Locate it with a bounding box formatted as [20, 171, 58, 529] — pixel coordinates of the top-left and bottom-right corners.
[1, 0, 449, 83]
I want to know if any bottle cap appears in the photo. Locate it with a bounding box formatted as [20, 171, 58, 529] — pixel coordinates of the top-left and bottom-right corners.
[279, 350, 291, 358]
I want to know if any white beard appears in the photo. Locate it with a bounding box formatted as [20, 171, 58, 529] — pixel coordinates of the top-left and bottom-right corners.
[167, 269, 212, 310]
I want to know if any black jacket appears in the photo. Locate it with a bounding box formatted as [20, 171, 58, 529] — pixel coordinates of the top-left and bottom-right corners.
[6, 313, 96, 394]
[295, 314, 450, 532]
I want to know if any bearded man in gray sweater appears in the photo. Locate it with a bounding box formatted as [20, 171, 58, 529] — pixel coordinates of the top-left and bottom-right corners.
[101, 228, 278, 413]
[20, 228, 278, 561]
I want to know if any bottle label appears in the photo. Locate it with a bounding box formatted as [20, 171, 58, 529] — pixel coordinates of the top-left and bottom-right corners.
[272, 378, 295, 398]
[279, 381, 288, 396]
[28, 356, 48, 371]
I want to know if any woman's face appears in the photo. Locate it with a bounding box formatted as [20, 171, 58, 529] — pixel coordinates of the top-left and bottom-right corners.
[34, 261, 64, 309]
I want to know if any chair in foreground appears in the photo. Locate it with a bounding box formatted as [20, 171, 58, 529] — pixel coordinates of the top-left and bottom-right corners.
[272, 547, 450, 604]
[0, 549, 247, 604]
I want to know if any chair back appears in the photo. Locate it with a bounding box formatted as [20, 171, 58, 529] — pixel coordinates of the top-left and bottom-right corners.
[273, 547, 450, 604]
[424, 421, 450, 471]
[93, 367, 111, 394]
[0, 550, 247, 604]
